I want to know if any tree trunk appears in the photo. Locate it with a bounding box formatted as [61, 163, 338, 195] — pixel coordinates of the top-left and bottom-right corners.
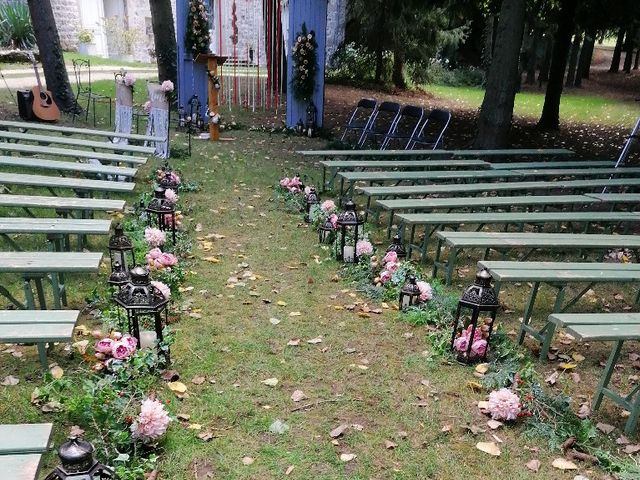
[609, 27, 625, 73]
[373, 8, 386, 82]
[634, 49, 640, 70]
[149, 0, 177, 85]
[576, 31, 595, 84]
[538, 33, 553, 86]
[537, 0, 578, 130]
[392, 47, 405, 88]
[565, 32, 582, 87]
[27, 0, 78, 113]
[525, 27, 540, 84]
[623, 27, 636, 74]
[482, 15, 495, 72]
[474, 0, 526, 148]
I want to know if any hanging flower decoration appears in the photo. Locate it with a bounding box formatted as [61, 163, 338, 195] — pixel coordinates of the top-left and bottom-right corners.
[186, 0, 210, 56]
[160, 80, 174, 93]
[291, 23, 318, 101]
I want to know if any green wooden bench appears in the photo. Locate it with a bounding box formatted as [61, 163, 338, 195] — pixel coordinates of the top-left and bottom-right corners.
[0, 194, 125, 217]
[0, 251, 102, 310]
[548, 313, 640, 434]
[0, 155, 137, 179]
[490, 160, 615, 170]
[479, 260, 640, 359]
[0, 142, 147, 166]
[0, 311, 79, 369]
[0, 453, 44, 480]
[434, 232, 640, 285]
[399, 210, 640, 260]
[0, 172, 135, 196]
[357, 178, 640, 220]
[0, 423, 53, 454]
[0, 119, 165, 143]
[339, 167, 640, 199]
[319, 159, 490, 191]
[0, 130, 154, 155]
[298, 148, 574, 161]
[377, 193, 640, 237]
[0, 217, 111, 251]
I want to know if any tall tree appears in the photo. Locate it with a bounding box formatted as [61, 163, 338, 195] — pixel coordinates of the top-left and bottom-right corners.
[622, 26, 637, 73]
[609, 27, 625, 72]
[26, 0, 77, 112]
[474, 0, 526, 148]
[575, 30, 595, 84]
[565, 32, 582, 87]
[149, 0, 178, 85]
[537, 0, 578, 130]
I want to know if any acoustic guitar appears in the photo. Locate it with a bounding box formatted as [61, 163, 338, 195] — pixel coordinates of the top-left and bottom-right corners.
[27, 52, 60, 122]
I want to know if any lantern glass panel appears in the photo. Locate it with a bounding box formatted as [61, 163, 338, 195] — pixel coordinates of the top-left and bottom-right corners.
[108, 223, 135, 272]
[336, 200, 363, 263]
[399, 275, 421, 311]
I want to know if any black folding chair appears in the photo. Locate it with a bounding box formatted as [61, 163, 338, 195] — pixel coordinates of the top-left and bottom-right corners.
[358, 101, 401, 149]
[341, 98, 377, 144]
[72, 59, 112, 126]
[408, 109, 451, 150]
[381, 105, 424, 150]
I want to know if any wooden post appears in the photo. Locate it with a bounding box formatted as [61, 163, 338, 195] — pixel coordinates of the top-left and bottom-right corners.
[195, 54, 227, 141]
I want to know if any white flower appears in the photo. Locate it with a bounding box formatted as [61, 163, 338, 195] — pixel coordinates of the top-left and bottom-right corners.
[160, 80, 174, 92]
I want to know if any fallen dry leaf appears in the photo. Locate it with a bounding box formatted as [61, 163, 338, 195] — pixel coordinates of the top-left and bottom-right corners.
[197, 431, 214, 442]
[69, 425, 85, 437]
[545, 371, 560, 385]
[475, 363, 489, 375]
[384, 440, 397, 449]
[476, 441, 501, 456]
[289, 311, 302, 317]
[1, 375, 19, 386]
[167, 381, 187, 393]
[551, 458, 577, 470]
[261, 377, 279, 387]
[287, 339, 300, 346]
[487, 420, 503, 430]
[624, 444, 640, 454]
[340, 453, 356, 462]
[558, 362, 577, 370]
[596, 422, 616, 434]
[242, 456, 255, 465]
[50, 366, 64, 379]
[291, 390, 307, 402]
[441, 424, 452, 433]
[285, 465, 295, 475]
[307, 337, 322, 344]
[525, 459, 541, 472]
[191, 376, 206, 385]
[330, 424, 348, 438]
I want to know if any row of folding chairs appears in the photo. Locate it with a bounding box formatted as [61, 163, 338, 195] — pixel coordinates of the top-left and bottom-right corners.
[341, 98, 451, 150]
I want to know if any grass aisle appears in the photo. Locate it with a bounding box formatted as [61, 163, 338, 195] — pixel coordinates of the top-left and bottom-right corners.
[159, 131, 567, 480]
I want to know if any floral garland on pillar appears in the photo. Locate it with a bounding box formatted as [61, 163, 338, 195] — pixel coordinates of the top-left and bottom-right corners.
[187, 0, 211, 56]
[291, 23, 318, 101]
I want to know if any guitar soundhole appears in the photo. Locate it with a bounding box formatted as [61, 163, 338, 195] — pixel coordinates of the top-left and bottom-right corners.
[39, 91, 52, 106]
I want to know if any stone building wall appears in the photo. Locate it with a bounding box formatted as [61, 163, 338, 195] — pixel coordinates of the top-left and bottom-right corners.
[51, 0, 82, 51]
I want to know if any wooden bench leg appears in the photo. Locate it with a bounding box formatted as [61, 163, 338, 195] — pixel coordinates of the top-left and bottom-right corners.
[518, 282, 541, 346]
[593, 341, 623, 412]
[37, 343, 48, 370]
[445, 248, 458, 286]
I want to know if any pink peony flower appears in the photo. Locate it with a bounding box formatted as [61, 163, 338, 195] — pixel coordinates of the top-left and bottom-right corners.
[143, 100, 152, 113]
[356, 239, 373, 257]
[159, 252, 177, 267]
[169, 172, 181, 185]
[95, 338, 114, 354]
[144, 227, 166, 248]
[151, 280, 171, 299]
[321, 200, 336, 213]
[124, 73, 135, 86]
[110, 331, 123, 340]
[279, 177, 290, 187]
[164, 189, 178, 205]
[146, 248, 163, 261]
[487, 388, 521, 421]
[289, 176, 302, 188]
[380, 270, 392, 284]
[131, 397, 171, 443]
[453, 334, 470, 353]
[328, 213, 338, 228]
[416, 281, 433, 302]
[383, 251, 398, 264]
[122, 334, 138, 352]
[386, 261, 399, 273]
[112, 341, 133, 360]
[160, 80, 174, 92]
[471, 338, 488, 357]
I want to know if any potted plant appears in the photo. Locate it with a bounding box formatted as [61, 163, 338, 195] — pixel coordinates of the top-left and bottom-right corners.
[78, 29, 95, 55]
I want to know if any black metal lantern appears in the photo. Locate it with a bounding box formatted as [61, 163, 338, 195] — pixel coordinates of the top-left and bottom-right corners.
[399, 275, 421, 311]
[336, 199, 363, 263]
[44, 437, 115, 480]
[305, 101, 317, 137]
[158, 164, 179, 190]
[451, 268, 499, 363]
[386, 234, 407, 260]
[318, 217, 335, 244]
[146, 186, 177, 243]
[115, 265, 170, 361]
[303, 186, 320, 223]
[187, 94, 202, 132]
[177, 104, 186, 130]
[108, 261, 129, 287]
[108, 223, 135, 273]
[296, 118, 304, 134]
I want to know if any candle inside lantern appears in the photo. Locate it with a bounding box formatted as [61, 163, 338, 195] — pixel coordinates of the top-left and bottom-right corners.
[343, 246, 355, 262]
[402, 295, 411, 309]
[139, 330, 157, 349]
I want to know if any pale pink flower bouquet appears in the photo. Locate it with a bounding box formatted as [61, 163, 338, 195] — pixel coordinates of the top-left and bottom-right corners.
[91, 330, 138, 372]
[146, 248, 178, 271]
[452, 323, 490, 359]
[131, 397, 171, 443]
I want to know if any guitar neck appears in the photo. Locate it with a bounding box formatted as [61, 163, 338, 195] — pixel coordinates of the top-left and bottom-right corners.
[32, 62, 43, 90]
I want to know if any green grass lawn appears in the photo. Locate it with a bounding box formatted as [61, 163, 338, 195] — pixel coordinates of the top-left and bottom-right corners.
[426, 84, 640, 127]
[1, 82, 640, 479]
